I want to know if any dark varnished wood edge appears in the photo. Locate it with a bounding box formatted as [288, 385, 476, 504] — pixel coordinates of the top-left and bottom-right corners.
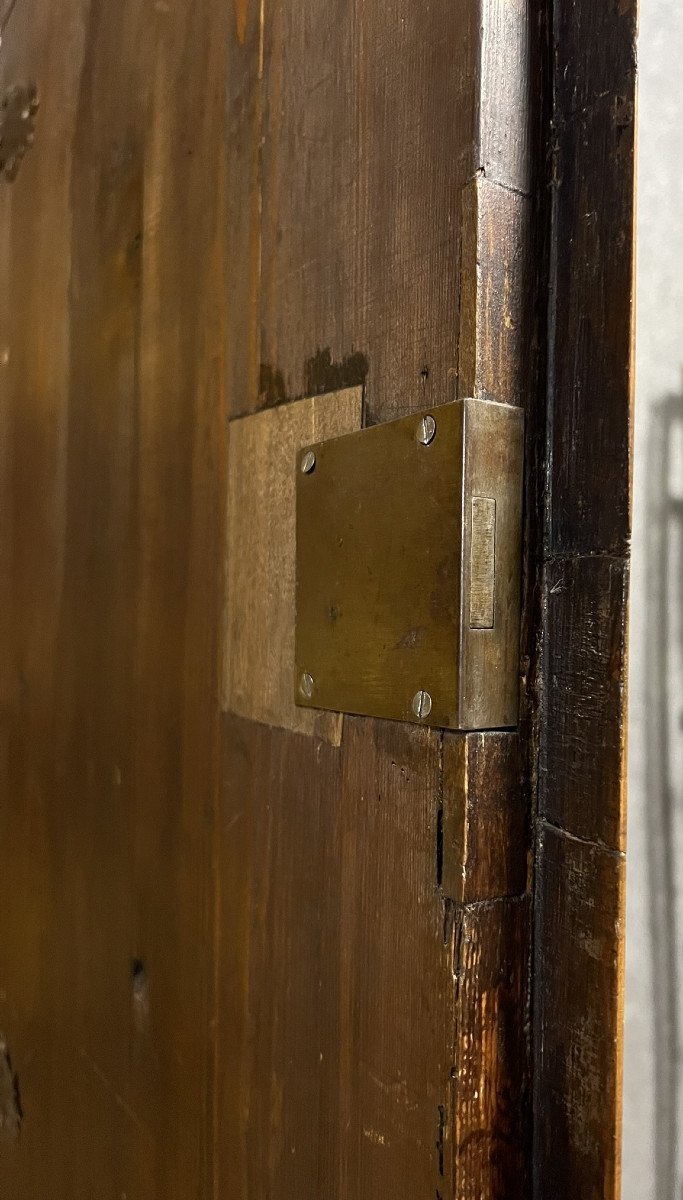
[532, 0, 635, 1195]
[442, 733, 531, 1198]
[442, 0, 542, 1193]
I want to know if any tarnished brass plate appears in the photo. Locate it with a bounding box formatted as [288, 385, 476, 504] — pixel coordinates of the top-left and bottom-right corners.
[295, 397, 524, 730]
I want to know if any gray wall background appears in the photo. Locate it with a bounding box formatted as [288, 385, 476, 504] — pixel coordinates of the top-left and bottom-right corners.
[625, 1, 683, 1196]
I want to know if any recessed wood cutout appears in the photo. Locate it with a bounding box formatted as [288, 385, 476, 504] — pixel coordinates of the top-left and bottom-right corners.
[224, 387, 363, 742]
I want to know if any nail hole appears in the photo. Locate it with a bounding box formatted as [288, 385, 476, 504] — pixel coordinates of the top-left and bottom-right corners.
[131, 959, 150, 1033]
[0, 1037, 22, 1142]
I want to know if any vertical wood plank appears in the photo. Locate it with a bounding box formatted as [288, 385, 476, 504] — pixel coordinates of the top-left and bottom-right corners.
[442, 734, 527, 906]
[0, 5, 89, 1194]
[453, 898, 531, 1200]
[548, 97, 635, 557]
[443, 735, 530, 1199]
[217, 1, 540, 1195]
[223, 390, 362, 741]
[540, 556, 629, 850]
[217, 5, 503, 1200]
[533, 0, 636, 1195]
[534, 828, 625, 1199]
[337, 719, 453, 1199]
[248, 0, 483, 424]
[0, 0, 229, 1195]
[217, 715, 453, 1199]
[457, 177, 533, 407]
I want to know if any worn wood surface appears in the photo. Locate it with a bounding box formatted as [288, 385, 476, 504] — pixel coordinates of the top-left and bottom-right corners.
[217, 2, 537, 1198]
[217, 714, 454, 1198]
[442, 734, 530, 1199]
[534, 828, 625, 1200]
[533, 0, 636, 1195]
[548, 97, 634, 557]
[0, 0, 536, 1195]
[0, 0, 634, 1197]
[224, 389, 362, 743]
[540, 556, 629, 849]
[243, 0, 535, 427]
[442, 734, 527, 906]
[0, 0, 228, 1195]
[0, 1039, 21, 1145]
[457, 177, 532, 407]
[453, 898, 530, 1200]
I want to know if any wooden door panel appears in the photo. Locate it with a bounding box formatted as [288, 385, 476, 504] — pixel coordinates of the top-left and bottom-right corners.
[0, 0, 635, 1197]
[218, 714, 453, 1197]
[533, 4, 635, 1195]
[0, 0, 228, 1194]
[218, 5, 535, 1199]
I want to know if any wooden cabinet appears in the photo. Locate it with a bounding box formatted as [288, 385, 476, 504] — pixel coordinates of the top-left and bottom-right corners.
[0, 1, 635, 1196]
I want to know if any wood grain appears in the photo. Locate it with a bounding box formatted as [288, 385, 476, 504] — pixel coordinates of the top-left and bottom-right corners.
[225, 0, 262, 419]
[534, 826, 625, 1200]
[0, 0, 636, 1195]
[532, 0, 636, 1195]
[217, 18, 537, 1194]
[478, 0, 532, 193]
[540, 555, 629, 851]
[0, 0, 229, 1195]
[458, 177, 533, 407]
[553, 0, 637, 118]
[442, 733, 527, 905]
[223, 389, 362, 742]
[440, 733, 530, 1198]
[0, 1038, 21, 1144]
[453, 898, 531, 1200]
[548, 96, 635, 557]
[255, 0, 480, 425]
[217, 714, 454, 1198]
[221, 0, 537, 1189]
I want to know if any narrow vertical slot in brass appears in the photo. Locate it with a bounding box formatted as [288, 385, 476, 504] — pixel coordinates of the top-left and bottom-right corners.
[469, 497, 496, 629]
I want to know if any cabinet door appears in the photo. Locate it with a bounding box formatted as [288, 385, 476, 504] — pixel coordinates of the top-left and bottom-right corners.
[0, 1, 635, 1198]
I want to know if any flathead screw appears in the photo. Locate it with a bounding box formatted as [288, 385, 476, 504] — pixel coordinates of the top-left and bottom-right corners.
[412, 689, 432, 719]
[300, 672, 314, 699]
[416, 414, 436, 446]
[301, 450, 316, 474]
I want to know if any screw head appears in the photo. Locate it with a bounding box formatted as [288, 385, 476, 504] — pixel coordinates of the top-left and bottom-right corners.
[300, 672, 314, 699]
[416, 414, 436, 446]
[301, 449, 316, 474]
[412, 689, 432, 720]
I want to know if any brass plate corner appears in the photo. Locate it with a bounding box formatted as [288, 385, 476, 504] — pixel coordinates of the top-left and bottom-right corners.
[295, 398, 524, 731]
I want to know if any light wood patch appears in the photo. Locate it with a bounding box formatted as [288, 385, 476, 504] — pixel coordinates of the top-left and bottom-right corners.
[224, 388, 363, 742]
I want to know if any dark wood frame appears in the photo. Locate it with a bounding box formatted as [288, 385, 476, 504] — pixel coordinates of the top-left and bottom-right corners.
[533, 2, 635, 1195]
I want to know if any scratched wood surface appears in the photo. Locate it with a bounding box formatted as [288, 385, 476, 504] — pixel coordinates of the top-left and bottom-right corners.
[533, 0, 636, 1195]
[442, 734, 531, 1199]
[223, 391, 362, 743]
[0, 0, 228, 1195]
[0, 0, 536, 1196]
[0, 0, 634, 1198]
[217, 4, 537, 1200]
[218, 715, 455, 1198]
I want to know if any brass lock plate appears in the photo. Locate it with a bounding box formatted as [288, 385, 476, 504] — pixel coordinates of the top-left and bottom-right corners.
[295, 397, 524, 730]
